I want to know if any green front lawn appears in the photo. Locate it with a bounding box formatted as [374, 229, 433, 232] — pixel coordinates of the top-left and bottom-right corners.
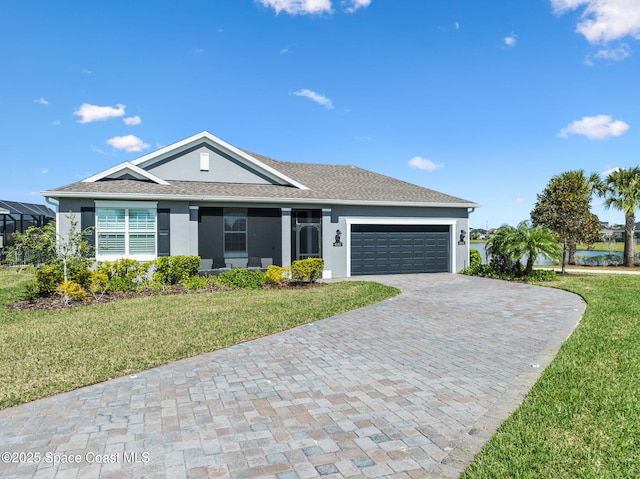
[462, 274, 640, 478]
[0, 268, 399, 409]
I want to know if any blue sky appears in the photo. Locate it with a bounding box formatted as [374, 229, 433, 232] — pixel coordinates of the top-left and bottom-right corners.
[1, 0, 639, 229]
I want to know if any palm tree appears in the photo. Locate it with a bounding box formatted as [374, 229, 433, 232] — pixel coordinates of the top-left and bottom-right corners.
[486, 221, 561, 276]
[599, 167, 640, 267]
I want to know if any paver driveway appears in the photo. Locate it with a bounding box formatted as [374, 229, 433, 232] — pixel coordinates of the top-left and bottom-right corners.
[0, 274, 585, 479]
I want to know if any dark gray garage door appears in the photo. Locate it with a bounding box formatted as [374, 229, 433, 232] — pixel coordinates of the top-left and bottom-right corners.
[351, 224, 450, 275]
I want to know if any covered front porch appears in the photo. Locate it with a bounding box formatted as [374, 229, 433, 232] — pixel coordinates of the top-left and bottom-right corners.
[195, 206, 332, 274]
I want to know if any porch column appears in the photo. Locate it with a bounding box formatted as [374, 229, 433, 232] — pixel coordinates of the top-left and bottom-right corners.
[189, 206, 199, 256]
[322, 208, 332, 279]
[281, 208, 291, 267]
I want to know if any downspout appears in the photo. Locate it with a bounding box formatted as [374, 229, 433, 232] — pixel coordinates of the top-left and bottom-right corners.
[45, 197, 59, 210]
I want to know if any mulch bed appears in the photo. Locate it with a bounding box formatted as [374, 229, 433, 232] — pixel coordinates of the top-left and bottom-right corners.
[6, 281, 325, 311]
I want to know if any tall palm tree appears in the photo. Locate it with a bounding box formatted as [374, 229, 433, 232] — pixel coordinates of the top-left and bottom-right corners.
[599, 167, 640, 267]
[486, 221, 561, 276]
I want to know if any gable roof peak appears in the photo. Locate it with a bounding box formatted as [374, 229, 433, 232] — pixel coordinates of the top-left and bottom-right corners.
[82, 161, 170, 185]
[129, 131, 309, 190]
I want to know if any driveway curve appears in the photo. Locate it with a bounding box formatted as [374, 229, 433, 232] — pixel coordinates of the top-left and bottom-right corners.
[0, 274, 585, 479]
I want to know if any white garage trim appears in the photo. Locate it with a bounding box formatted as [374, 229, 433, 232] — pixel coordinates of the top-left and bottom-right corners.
[344, 217, 458, 277]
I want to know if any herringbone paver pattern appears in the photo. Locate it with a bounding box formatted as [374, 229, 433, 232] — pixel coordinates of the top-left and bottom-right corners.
[0, 274, 585, 478]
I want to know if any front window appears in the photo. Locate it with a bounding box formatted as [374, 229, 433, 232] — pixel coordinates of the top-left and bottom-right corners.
[96, 204, 156, 260]
[224, 209, 247, 257]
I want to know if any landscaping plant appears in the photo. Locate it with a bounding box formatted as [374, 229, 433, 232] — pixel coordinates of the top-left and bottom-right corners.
[290, 258, 325, 282]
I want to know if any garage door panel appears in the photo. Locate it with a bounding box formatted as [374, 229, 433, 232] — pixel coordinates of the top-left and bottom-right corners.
[351, 224, 450, 275]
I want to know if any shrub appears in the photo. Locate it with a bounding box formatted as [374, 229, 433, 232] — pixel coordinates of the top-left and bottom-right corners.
[153, 256, 201, 284]
[469, 248, 482, 268]
[461, 263, 557, 282]
[98, 258, 147, 280]
[88, 271, 109, 299]
[35, 263, 64, 296]
[461, 263, 498, 279]
[290, 258, 324, 283]
[21, 281, 41, 302]
[489, 252, 522, 276]
[67, 260, 92, 288]
[265, 265, 291, 285]
[181, 275, 209, 290]
[56, 280, 90, 303]
[217, 268, 266, 289]
[526, 269, 557, 281]
[107, 276, 137, 292]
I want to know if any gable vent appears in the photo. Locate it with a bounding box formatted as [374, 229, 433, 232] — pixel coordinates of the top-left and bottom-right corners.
[200, 152, 210, 171]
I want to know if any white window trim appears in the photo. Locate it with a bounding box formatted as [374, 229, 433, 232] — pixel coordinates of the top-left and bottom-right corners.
[95, 201, 158, 261]
[344, 217, 457, 277]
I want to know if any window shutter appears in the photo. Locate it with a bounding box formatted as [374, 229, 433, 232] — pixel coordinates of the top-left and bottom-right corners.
[80, 207, 95, 249]
[157, 209, 170, 256]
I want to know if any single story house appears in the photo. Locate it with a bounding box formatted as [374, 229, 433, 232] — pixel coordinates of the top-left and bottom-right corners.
[42, 131, 480, 277]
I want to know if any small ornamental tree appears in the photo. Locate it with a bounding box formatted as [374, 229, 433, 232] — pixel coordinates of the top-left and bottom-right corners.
[3, 221, 57, 266]
[486, 221, 561, 277]
[56, 213, 94, 282]
[531, 170, 602, 273]
[23, 213, 94, 296]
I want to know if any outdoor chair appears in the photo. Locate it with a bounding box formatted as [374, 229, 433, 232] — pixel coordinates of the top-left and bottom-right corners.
[247, 257, 263, 271]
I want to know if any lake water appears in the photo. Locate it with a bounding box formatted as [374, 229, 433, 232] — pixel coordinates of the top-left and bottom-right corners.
[472, 243, 623, 266]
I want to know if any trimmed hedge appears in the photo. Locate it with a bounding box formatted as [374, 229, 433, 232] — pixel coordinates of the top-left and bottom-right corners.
[290, 258, 324, 283]
[265, 265, 290, 285]
[217, 268, 266, 289]
[153, 256, 200, 284]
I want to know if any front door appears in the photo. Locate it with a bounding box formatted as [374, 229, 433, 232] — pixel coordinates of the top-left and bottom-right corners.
[292, 209, 322, 260]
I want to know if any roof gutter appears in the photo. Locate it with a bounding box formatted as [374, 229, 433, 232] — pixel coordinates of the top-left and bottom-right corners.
[41, 190, 481, 209]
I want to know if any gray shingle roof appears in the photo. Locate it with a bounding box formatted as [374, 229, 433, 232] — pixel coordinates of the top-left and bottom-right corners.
[44, 152, 478, 207]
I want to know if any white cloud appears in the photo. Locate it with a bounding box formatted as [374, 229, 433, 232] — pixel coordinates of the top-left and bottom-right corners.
[280, 47, 290, 54]
[515, 197, 527, 204]
[74, 103, 126, 123]
[454, 22, 460, 30]
[354, 135, 372, 140]
[551, 0, 640, 44]
[601, 166, 621, 177]
[291, 89, 334, 109]
[123, 115, 142, 126]
[504, 33, 517, 46]
[408, 156, 444, 172]
[41, 169, 48, 174]
[257, 0, 332, 15]
[52, 120, 61, 126]
[558, 114, 630, 139]
[590, 44, 631, 63]
[106, 135, 150, 152]
[257, 0, 371, 14]
[91, 146, 109, 156]
[34, 97, 49, 105]
[344, 0, 371, 13]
